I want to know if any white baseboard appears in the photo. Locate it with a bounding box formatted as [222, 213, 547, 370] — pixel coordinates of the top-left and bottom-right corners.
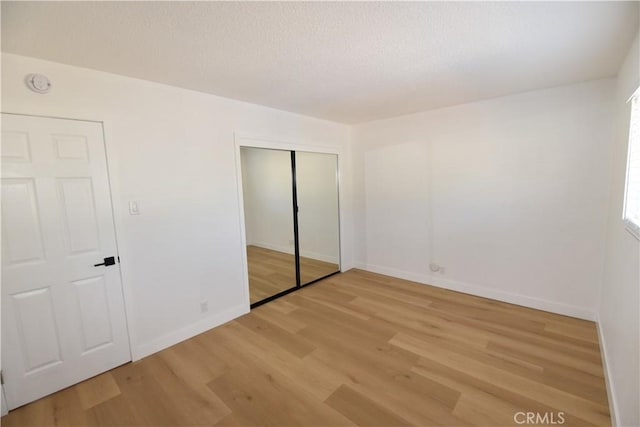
[353, 261, 367, 270]
[354, 262, 596, 321]
[132, 304, 249, 361]
[300, 249, 339, 265]
[247, 240, 293, 255]
[1, 385, 8, 416]
[596, 314, 619, 427]
[249, 241, 339, 264]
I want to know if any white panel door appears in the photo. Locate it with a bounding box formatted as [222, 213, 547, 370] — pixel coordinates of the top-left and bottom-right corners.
[1, 114, 130, 410]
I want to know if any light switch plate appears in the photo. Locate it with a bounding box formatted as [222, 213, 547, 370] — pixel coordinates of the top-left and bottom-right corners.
[128, 201, 140, 215]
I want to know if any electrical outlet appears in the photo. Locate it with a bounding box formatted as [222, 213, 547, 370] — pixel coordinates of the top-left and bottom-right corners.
[200, 300, 208, 313]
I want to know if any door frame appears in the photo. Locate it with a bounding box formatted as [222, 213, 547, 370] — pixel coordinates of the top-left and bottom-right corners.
[0, 111, 137, 362]
[234, 132, 345, 310]
[1, 385, 7, 416]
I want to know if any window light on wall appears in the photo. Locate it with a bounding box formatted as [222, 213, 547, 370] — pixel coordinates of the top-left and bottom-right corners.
[623, 86, 640, 239]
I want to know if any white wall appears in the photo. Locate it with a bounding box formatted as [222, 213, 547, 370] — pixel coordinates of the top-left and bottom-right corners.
[1, 53, 353, 359]
[353, 79, 616, 319]
[599, 32, 640, 427]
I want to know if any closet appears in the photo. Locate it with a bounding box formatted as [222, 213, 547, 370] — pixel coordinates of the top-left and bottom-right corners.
[240, 147, 340, 307]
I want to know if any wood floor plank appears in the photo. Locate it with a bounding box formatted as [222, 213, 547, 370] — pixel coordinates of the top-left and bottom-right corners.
[140, 354, 232, 425]
[349, 295, 492, 348]
[412, 357, 600, 427]
[206, 321, 345, 402]
[2, 385, 87, 427]
[544, 321, 600, 344]
[1, 396, 55, 427]
[251, 304, 307, 333]
[234, 313, 317, 358]
[299, 292, 372, 320]
[157, 337, 228, 386]
[391, 332, 610, 425]
[75, 372, 121, 411]
[208, 361, 353, 427]
[287, 293, 399, 341]
[109, 360, 193, 426]
[2, 269, 611, 426]
[86, 394, 142, 427]
[325, 384, 413, 427]
[307, 347, 468, 426]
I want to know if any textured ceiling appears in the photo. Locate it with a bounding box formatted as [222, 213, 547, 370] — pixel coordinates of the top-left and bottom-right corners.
[2, 1, 638, 124]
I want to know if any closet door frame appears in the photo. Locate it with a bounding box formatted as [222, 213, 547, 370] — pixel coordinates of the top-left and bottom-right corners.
[234, 133, 343, 310]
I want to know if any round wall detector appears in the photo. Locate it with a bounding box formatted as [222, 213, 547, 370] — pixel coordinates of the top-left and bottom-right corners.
[25, 74, 52, 94]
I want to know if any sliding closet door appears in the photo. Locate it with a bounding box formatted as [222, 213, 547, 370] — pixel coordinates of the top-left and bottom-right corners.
[240, 147, 297, 304]
[295, 151, 340, 285]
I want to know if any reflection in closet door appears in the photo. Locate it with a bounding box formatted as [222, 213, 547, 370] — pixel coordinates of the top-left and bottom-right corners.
[295, 151, 340, 285]
[240, 147, 297, 304]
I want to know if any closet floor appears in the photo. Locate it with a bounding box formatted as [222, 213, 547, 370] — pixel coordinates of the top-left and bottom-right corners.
[247, 245, 339, 304]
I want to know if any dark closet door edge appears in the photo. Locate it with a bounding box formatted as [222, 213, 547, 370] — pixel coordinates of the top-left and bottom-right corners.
[300, 270, 341, 288]
[250, 285, 299, 309]
[290, 150, 302, 289]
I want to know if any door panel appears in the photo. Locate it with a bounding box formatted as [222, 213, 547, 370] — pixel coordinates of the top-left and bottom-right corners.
[53, 134, 88, 160]
[11, 287, 62, 374]
[1, 114, 130, 410]
[240, 147, 297, 305]
[72, 276, 114, 354]
[295, 152, 340, 285]
[1, 131, 31, 161]
[1, 179, 46, 264]
[57, 178, 100, 254]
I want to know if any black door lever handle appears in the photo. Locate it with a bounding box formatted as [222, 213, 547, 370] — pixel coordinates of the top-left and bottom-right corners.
[94, 256, 116, 267]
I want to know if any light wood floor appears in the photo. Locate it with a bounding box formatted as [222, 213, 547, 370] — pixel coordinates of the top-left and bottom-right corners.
[2, 269, 610, 426]
[247, 245, 339, 303]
